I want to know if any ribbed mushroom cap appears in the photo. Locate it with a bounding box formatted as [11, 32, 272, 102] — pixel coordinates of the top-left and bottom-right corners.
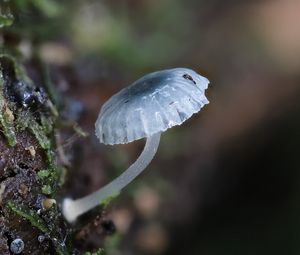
[95, 68, 209, 145]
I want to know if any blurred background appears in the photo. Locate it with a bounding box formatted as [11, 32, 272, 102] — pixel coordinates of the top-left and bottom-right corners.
[6, 0, 300, 254]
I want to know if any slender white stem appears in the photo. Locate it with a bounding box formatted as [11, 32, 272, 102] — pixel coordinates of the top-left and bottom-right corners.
[62, 132, 161, 223]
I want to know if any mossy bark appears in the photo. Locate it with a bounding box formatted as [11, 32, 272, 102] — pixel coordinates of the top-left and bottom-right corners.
[0, 54, 70, 254]
[0, 0, 75, 253]
[0, 1, 116, 253]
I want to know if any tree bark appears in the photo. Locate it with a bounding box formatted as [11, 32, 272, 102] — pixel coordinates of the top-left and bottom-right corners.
[0, 53, 70, 254]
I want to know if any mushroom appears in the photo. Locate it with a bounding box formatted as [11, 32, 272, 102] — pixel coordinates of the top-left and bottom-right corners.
[10, 238, 25, 254]
[62, 68, 209, 223]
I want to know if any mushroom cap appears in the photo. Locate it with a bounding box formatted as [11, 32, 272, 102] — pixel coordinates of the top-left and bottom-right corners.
[95, 68, 209, 145]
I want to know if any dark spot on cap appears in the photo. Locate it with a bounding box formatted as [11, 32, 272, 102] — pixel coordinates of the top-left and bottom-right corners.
[183, 74, 196, 85]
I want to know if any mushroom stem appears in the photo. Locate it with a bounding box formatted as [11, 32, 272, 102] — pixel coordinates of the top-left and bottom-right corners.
[62, 132, 161, 223]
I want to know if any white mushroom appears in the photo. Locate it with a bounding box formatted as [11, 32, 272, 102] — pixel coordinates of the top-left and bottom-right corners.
[62, 68, 209, 223]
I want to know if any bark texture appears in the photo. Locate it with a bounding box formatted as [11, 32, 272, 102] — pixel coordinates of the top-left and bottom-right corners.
[0, 55, 70, 254]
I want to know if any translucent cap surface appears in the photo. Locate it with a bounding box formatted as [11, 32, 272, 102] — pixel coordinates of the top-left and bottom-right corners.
[95, 68, 209, 145]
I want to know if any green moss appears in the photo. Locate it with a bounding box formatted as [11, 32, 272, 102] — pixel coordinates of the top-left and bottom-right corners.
[1, 17, 71, 253]
[0, 73, 17, 146]
[0, 110, 17, 146]
[37, 151, 62, 196]
[0, 55, 62, 196]
[37, 169, 51, 179]
[40, 113, 57, 133]
[16, 111, 52, 150]
[0, 54, 55, 150]
[38, 165, 61, 194]
[42, 185, 52, 195]
[14, 102, 61, 196]
[37, 166, 60, 195]
[30, 121, 51, 149]
[15, 104, 61, 195]
[7, 201, 69, 255]
[6, 201, 49, 233]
